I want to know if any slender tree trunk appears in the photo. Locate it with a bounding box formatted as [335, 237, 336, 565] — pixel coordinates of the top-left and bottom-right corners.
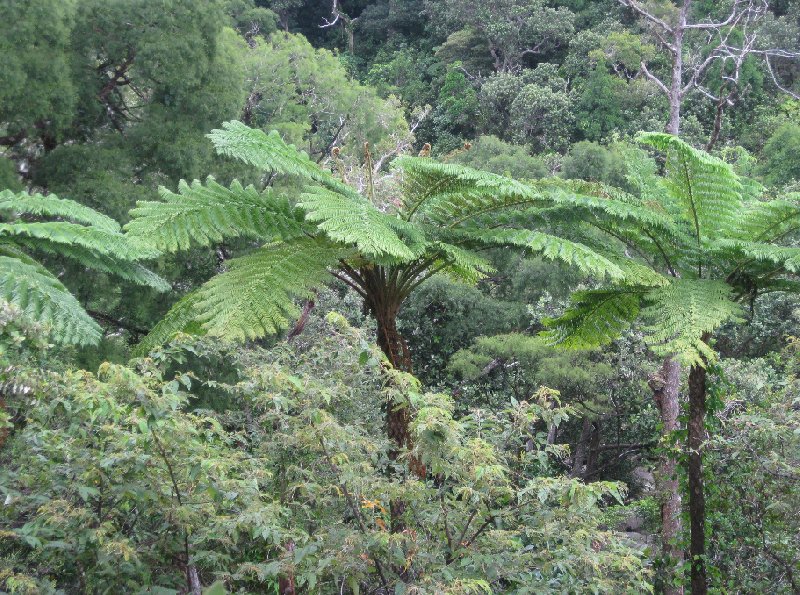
[650, 357, 684, 595]
[586, 419, 602, 478]
[706, 96, 727, 151]
[278, 541, 296, 595]
[0, 395, 8, 450]
[666, 11, 686, 136]
[688, 360, 708, 595]
[571, 416, 592, 479]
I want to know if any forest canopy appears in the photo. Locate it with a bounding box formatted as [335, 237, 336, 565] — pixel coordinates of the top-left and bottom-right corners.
[1, 1, 799, 594]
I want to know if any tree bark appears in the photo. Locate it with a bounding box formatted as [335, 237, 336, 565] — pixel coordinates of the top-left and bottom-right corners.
[665, 2, 690, 136]
[650, 357, 684, 595]
[688, 360, 708, 595]
[0, 395, 8, 450]
[570, 416, 592, 479]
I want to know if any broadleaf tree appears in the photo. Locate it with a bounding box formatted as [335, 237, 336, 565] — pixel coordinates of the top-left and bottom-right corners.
[544, 132, 800, 594]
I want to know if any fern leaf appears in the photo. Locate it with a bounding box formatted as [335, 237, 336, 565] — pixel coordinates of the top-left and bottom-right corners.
[638, 133, 742, 239]
[0, 251, 101, 345]
[125, 177, 306, 252]
[395, 157, 545, 224]
[135, 240, 345, 352]
[0, 189, 120, 233]
[298, 189, 426, 261]
[465, 228, 625, 280]
[207, 121, 356, 197]
[710, 239, 800, 273]
[194, 239, 346, 341]
[430, 242, 495, 284]
[542, 288, 644, 349]
[0, 221, 160, 261]
[641, 279, 743, 366]
[132, 291, 206, 356]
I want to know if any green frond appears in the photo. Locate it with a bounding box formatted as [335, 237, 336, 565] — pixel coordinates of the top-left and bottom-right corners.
[465, 228, 625, 280]
[298, 189, 426, 262]
[637, 133, 742, 239]
[431, 242, 495, 284]
[0, 251, 102, 345]
[0, 189, 121, 233]
[603, 253, 671, 287]
[132, 291, 206, 356]
[710, 239, 800, 273]
[394, 157, 545, 224]
[135, 239, 347, 353]
[194, 239, 346, 341]
[0, 221, 160, 261]
[641, 279, 743, 367]
[541, 179, 678, 233]
[207, 121, 356, 196]
[542, 288, 644, 349]
[125, 177, 306, 252]
[733, 197, 800, 243]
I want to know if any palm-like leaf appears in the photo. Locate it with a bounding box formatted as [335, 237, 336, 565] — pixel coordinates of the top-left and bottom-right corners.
[125, 178, 306, 252]
[641, 279, 743, 366]
[1, 191, 168, 345]
[0, 248, 102, 345]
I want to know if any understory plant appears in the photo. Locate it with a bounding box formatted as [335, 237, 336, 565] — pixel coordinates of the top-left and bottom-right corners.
[0, 308, 652, 593]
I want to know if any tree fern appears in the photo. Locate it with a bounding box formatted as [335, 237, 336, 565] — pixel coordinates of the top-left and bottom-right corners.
[129, 121, 671, 356]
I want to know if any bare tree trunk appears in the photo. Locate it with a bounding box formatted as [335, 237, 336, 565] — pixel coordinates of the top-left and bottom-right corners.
[688, 359, 709, 595]
[188, 566, 202, 595]
[278, 541, 296, 595]
[571, 416, 592, 479]
[706, 96, 726, 151]
[666, 3, 690, 135]
[0, 396, 8, 450]
[650, 357, 684, 595]
[586, 419, 602, 478]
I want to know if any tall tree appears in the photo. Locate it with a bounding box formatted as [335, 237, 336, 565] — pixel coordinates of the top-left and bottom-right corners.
[546, 133, 800, 594]
[617, 0, 799, 135]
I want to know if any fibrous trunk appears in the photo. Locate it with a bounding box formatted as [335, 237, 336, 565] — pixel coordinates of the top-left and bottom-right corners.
[688, 361, 708, 595]
[650, 357, 684, 595]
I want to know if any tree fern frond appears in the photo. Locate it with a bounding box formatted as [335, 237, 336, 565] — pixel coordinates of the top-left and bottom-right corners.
[0, 252, 101, 345]
[395, 157, 545, 223]
[207, 121, 356, 196]
[542, 288, 644, 349]
[194, 239, 346, 342]
[298, 189, 426, 261]
[0, 189, 121, 233]
[464, 228, 625, 280]
[641, 279, 743, 366]
[733, 197, 800, 243]
[637, 133, 742, 239]
[710, 239, 800, 273]
[541, 179, 679, 232]
[133, 291, 206, 356]
[430, 242, 495, 284]
[125, 177, 306, 252]
[0, 221, 160, 261]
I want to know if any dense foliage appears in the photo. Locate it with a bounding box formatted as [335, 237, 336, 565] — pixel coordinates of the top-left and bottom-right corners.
[1, 0, 799, 593]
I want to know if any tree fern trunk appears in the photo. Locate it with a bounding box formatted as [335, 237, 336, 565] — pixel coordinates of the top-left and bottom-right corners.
[688, 359, 708, 595]
[650, 357, 684, 595]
